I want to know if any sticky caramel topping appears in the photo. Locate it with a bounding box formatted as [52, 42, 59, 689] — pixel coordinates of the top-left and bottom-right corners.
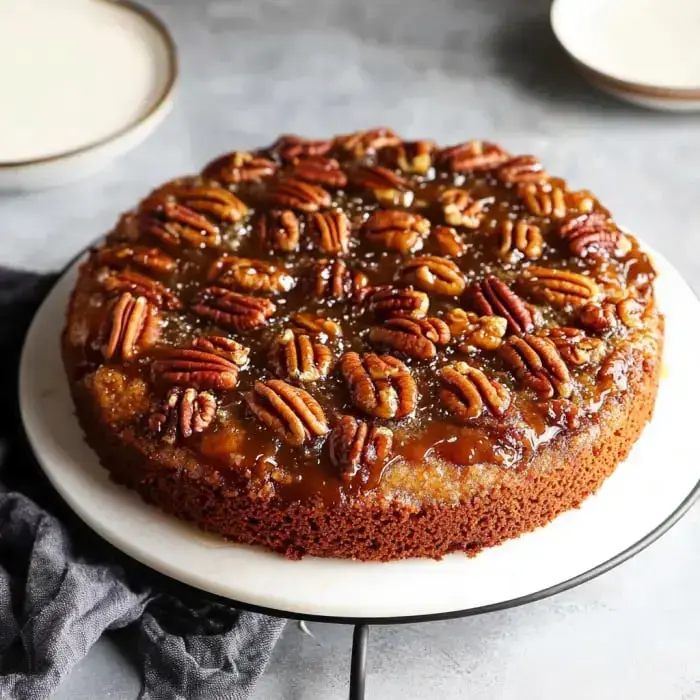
[66, 130, 661, 503]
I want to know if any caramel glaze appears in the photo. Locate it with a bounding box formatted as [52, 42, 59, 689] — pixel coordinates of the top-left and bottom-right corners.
[64, 132, 659, 505]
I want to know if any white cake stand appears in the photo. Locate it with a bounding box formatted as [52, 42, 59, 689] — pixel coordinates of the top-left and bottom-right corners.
[19, 245, 700, 699]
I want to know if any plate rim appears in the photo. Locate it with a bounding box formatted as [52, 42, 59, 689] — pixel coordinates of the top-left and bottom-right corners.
[19, 244, 700, 624]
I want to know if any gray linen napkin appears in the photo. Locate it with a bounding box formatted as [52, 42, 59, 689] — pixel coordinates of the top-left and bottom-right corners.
[0, 267, 285, 700]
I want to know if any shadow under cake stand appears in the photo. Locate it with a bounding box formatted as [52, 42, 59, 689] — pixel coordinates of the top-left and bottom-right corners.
[19, 246, 700, 699]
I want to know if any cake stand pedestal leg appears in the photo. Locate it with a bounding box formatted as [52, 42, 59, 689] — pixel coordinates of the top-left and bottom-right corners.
[349, 624, 369, 700]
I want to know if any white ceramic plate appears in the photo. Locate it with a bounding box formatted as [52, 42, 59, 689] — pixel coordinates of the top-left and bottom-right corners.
[551, 0, 700, 111]
[19, 247, 700, 621]
[0, 0, 177, 190]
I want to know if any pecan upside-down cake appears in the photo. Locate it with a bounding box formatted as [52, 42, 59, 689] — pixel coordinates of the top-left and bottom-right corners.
[62, 129, 663, 561]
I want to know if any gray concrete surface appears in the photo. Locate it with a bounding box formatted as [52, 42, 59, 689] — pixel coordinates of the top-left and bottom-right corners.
[2, 0, 699, 697]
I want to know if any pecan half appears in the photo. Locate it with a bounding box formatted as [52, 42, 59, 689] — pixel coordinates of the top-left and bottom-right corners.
[290, 156, 347, 188]
[191, 336, 250, 366]
[191, 287, 275, 331]
[246, 380, 328, 446]
[271, 134, 332, 161]
[439, 189, 492, 228]
[445, 307, 475, 336]
[351, 166, 409, 204]
[329, 415, 393, 482]
[101, 269, 182, 310]
[446, 308, 508, 352]
[308, 210, 351, 255]
[578, 302, 617, 333]
[500, 334, 573, 399]
[517, 183, 567, 219]
[498, 220, 543, 261]
[399, 256, 466, 296]
[439, 362, 510, 421]
[256, 210, 301, 253]
[145, 183, 248, 224]
[309, 259, 368, 300]
[102, 293, 160, 360]
[432, 226, 468, 258]
[559, 212, 631, 258]
[152, 348, 240, 390]
[139, 201, 221, 248]
[579, 298, 644, 333]
[290, 312, 342, 339]
[148, 386, 217, 443]
[208, 256, 296, 294]
[497, 155, 547, 184]
[269, 178, 331, 212]
[436, 140, 510, 172]
[368, 317, 450, 360]
[469, 276, 534, 334]
[334, 127, 401, 156]
[540, 327, 607, 366]
[366, 286, 430, 319]
[339, 352, 417, 419]
[96, 245, 176, 274]
[362, 210, 430, 254]
[202, 151, 277, 184]
[268, 329, 333, 381]
[522, 266, 600, 308]
[616, 297, 645, 328]
[387, 140, 436, 174]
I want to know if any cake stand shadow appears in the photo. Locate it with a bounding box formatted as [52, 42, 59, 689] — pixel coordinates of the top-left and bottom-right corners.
[19, 245, 700, 699]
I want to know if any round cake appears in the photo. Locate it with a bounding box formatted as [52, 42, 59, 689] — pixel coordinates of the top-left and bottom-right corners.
[62, 128, 663, 561]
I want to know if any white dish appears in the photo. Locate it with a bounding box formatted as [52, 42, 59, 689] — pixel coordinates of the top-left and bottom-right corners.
[19, 246, 700, 621]
[551, 0, 700, 111]
[0, 0, 177, 190]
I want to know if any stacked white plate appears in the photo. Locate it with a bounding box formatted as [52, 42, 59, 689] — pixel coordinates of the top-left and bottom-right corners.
[0, 0, 177, 190]
[552, 0, 700, 110]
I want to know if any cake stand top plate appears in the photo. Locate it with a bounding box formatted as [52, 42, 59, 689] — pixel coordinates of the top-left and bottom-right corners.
[19, 246, 700, 622]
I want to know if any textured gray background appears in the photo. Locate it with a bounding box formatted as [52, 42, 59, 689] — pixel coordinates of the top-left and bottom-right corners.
[2, 0, 700, 697]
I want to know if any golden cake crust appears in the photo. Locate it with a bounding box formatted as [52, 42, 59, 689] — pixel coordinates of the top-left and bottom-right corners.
[62, 129, 664, 560]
